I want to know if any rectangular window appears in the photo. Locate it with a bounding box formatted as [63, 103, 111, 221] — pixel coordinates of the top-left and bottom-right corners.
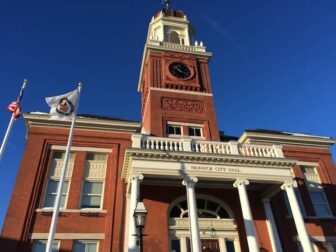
[302, 166, 331, 216]
[32, 240, 59, 252]
[80, 153, 107, 209]
[73, 240, 98, 252]
[168, 125, 182, 135]
[188, 127, 202, 137]
[43, 151, 75, 208]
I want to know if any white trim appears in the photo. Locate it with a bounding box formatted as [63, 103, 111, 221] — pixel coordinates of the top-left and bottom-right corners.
[51, 145, 112, 153]
[168, 194, 235, 219]
[30, 233, 105, 240]
[32, 240, 60, 251]
[73, 240, 99, 252]
[79, 154, 107, 210]
[296, 161, 318, 167]
[36, 208, 107, 214]
[239, 131, 335, 149]
[167, 121, 203, 127]
[150, 87, 213, 96]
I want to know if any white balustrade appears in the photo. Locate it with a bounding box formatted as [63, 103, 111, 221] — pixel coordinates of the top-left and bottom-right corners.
[148, 40, 207, 53]
[192, 141, 231, 154]
[133, 135, 284, 158]
[239, 144, 277, 157]
[141, 136, 184, 151]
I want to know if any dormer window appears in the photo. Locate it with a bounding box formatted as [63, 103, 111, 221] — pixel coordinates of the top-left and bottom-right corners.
[169, 31, 180, 44]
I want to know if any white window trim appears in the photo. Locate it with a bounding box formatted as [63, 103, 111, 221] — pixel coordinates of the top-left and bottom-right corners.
[187, 126, 203, 138]
[73, 240, 99, 252]
[79, 153, 107, 210]
[302, 166, 332, 217]
[30, 233, 105, 240]
[80, 179, 105, 210]
[167, 121, 203, 127]
[167, 122, 205, 139]
[42, 151, 74, 209]
[43, 179, 71, 210]
[32, 240, 60, 251]
[51, 145, 112, 153]
[167, 124, 183, 137]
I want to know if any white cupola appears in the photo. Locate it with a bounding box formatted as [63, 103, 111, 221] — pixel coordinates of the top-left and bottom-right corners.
[147, 7, 195, 46]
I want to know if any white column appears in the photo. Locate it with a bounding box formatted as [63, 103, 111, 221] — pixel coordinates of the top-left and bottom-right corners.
[233, 179, 260, 252]
[262, 199, 283, 252]
[128, 174, 144, 252]
[182, 177, 201, 252]
[281, 181, 314, 252]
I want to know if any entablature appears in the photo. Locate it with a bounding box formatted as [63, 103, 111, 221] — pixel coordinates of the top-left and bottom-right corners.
[122, 134, 297, 183]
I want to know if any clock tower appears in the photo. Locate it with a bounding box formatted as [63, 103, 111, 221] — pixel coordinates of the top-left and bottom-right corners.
[138, 3, 220, 141]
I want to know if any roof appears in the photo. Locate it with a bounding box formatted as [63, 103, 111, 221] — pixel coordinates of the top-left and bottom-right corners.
[246, 129, 333, 140]
[241, 129, 335, 148]
[23, 112, 142, 134]
[155, 8, 185, 19]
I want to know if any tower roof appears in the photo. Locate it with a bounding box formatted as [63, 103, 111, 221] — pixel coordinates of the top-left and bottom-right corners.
[154, 8, 185, 19]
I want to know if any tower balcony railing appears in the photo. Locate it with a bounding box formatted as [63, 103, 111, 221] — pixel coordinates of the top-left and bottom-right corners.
[147, 39, 207, 53]
[131, 134, 284, 158]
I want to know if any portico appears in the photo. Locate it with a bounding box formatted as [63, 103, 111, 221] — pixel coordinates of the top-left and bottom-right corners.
[122, 134, 314, 252]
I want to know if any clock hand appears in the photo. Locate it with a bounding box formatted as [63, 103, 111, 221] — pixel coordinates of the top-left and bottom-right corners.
[173, 65, 184, 74]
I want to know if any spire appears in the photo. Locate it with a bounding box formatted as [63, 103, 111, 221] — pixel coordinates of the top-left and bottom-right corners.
[162, 0, 171, 10]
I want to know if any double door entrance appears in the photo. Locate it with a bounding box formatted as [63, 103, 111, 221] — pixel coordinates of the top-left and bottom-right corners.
[187, 239, 220, 252]
[171, 236, 237, 252]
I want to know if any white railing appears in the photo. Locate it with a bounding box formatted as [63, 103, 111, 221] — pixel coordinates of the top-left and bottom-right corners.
[239, 144, 277, 157]
[148, 40, 207, 53]
[140, 136, 184, 151]
[192, 141, 232, 154]
[131, 134, 284, 158]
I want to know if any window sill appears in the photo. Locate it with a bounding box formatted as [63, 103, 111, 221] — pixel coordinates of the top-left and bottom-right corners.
[80, 209, 106, 216]
[36, 208, 107, 216]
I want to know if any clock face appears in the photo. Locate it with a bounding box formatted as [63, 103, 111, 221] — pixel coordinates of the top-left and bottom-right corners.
[169, 62, 192, 79]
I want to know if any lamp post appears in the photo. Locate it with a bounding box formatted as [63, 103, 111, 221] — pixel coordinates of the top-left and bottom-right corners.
[133, 201, 148, 252]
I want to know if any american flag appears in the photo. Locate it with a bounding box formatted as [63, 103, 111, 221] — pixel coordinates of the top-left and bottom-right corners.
[7, 101, 21, 119]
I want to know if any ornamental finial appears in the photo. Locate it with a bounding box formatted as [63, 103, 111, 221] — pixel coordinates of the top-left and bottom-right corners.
[162, 0, 171, 10]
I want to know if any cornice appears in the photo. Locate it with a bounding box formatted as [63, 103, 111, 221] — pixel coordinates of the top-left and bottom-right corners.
[121, 148, 297, 180]
[23, 113, 141, 134]
[239, 132, 336, 149]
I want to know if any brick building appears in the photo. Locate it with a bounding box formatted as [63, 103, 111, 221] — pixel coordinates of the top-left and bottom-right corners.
[1, 5, 336, 252]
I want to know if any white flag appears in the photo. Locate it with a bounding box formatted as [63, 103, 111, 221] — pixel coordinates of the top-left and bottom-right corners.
[46, 89, 79, 120]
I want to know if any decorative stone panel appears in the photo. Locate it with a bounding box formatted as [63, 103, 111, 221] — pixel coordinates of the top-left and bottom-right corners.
[161, 97, 204, 113]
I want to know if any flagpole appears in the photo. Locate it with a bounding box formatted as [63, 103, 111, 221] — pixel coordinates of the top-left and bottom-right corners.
[45, 83, 83, 252]
[0, 79, 28, 161]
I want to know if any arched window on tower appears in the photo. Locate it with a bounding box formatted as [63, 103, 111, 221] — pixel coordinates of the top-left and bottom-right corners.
[169, 31, 180, 44]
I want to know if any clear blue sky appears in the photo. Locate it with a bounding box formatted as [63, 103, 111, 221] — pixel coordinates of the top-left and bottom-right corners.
[0, 0, 335, 229]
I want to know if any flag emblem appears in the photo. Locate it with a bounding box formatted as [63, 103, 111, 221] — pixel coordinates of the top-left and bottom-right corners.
[56, 98, 74, 116]
[46, 89, 79, 121]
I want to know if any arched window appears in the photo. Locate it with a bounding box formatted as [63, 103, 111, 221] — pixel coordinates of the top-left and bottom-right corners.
[168, 195, 238, 252]
[169, 31, 180, 44]
[169, 196, 232, 219]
